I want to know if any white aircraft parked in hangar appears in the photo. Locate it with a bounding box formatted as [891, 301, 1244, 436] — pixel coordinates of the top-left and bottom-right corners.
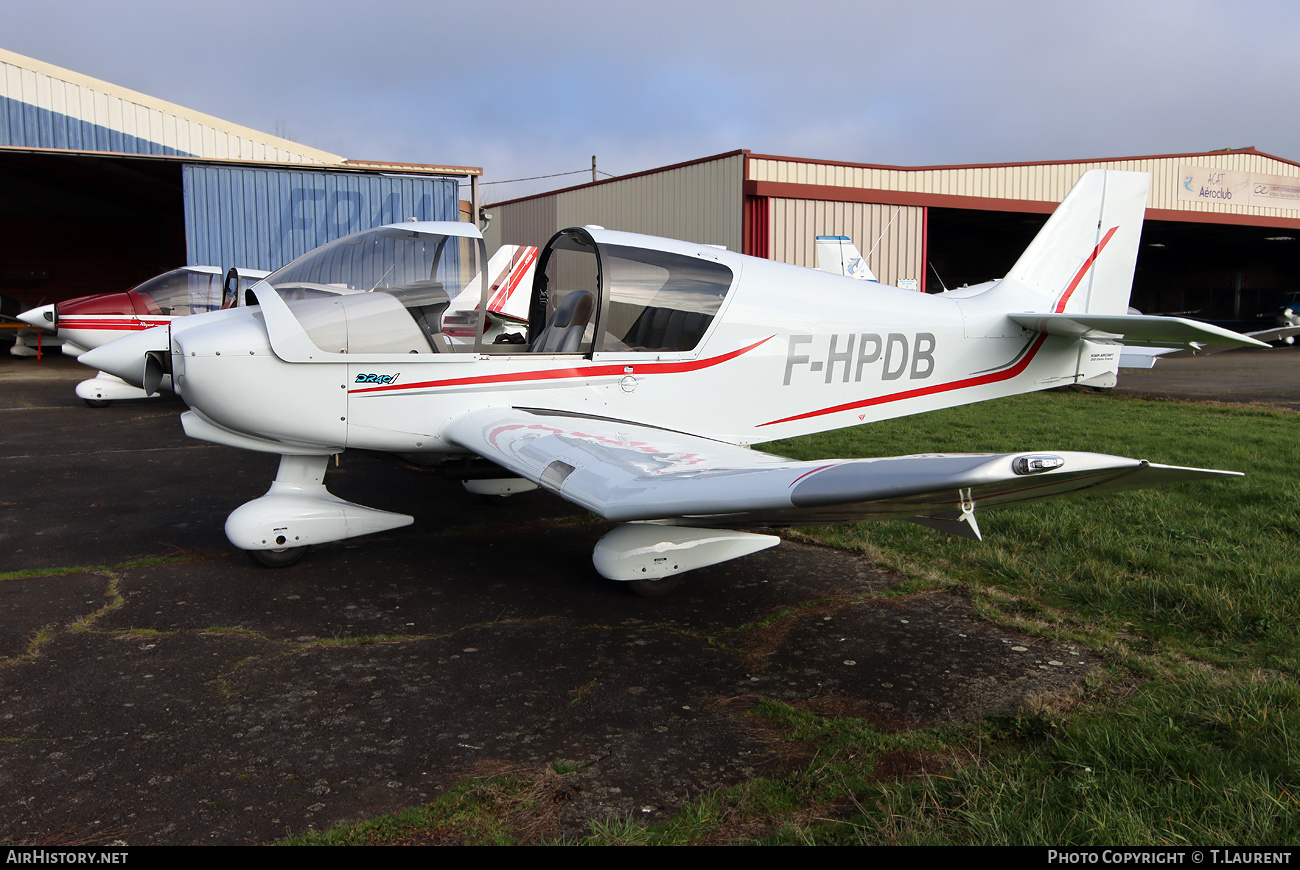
[83, 170, 1266, 595]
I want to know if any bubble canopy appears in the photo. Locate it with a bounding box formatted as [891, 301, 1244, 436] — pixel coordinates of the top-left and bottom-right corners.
[263, 223, 488, 356]
[254, 222, 737, 362]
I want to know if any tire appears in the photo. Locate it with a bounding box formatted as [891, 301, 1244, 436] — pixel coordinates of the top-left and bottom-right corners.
[247, 546, 307, 568]
[83, 399, 111, 408]
[624, 576, 682, 597]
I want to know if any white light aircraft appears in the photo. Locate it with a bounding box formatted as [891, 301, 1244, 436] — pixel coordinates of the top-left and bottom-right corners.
[84, 170, 1266, 595]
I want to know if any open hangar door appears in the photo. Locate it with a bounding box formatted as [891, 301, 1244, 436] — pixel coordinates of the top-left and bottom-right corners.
[924, 207, 1045, 294]
[0, 152, 185, 312]
[927, 206, 1300, 325]
[1128, 220, 1300, 325]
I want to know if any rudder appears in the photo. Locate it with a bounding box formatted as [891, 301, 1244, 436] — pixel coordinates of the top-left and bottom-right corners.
[1004, 170, 1149, 316]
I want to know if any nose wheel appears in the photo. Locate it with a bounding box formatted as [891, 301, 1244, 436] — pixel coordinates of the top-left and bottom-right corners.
[246, 546, 308, 568]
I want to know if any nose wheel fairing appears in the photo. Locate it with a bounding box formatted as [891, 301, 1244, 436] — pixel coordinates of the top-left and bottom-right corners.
[224, 454, 413, 553]
[75, 372, 164, 405]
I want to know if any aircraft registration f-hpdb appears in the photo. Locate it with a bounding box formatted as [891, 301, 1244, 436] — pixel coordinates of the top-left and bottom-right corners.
[83, 170, 1265, 595]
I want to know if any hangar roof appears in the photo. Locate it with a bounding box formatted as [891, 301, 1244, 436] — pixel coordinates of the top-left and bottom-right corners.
[745, 147, 1300, 228]
[488, 147, 1300, 230]
[0, 48, 479, 177]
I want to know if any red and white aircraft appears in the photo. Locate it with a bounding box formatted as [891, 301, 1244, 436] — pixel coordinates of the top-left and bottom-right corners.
[19, 266, 268, 406]
[20, 248, 537, 406]
[85, 171, 1264, 594]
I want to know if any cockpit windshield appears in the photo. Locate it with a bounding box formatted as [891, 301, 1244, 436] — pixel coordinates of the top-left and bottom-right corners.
[130, 267, 222, 316]
[266, 225, 486, 355]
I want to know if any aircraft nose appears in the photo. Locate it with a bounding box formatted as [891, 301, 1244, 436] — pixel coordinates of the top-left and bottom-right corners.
[78, 325, 170, 389]
[17, 304, 55, 331]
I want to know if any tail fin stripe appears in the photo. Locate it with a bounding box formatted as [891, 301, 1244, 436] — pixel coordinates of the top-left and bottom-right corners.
[1053, 226, 1117, 313]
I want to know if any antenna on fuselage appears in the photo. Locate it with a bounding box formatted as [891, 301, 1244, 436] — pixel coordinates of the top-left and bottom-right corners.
[928, 260, 949, 293]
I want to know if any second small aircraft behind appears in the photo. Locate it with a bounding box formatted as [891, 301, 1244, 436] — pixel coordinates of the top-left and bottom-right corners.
[85, 170, 1265, 594]
[18, 265, 269, 405]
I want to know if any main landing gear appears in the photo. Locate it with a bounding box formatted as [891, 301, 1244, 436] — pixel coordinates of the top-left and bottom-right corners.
[594, 524, 780, 597]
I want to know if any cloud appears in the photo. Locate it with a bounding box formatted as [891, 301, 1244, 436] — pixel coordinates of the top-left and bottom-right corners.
[4, 0, 1299, 189]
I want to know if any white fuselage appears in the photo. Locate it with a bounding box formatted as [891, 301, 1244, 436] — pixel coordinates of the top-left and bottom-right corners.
[78, 175, 1255, 582]
[166, 251, 1113, 457]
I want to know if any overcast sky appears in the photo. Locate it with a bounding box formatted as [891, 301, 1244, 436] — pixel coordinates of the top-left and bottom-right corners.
[4, 0, 1298, 201]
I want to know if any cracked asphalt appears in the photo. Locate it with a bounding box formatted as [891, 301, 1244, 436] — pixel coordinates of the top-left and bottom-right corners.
[9, 350, 1280, 845]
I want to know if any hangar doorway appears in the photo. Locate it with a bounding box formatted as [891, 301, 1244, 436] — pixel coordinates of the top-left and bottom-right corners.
[0, 152, 185, 311]
[927, 207, 1300, 324]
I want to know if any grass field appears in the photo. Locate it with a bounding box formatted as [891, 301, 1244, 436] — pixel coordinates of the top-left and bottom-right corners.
[287, 391, 1299, 846]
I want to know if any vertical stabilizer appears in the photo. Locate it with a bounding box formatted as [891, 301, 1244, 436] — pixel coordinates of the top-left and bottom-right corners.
[1004, 170, 1149, 316]
[815, 235, 878, 282]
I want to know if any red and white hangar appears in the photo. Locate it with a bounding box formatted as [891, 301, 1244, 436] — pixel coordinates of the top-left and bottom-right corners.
[484, 148, 1300, 324]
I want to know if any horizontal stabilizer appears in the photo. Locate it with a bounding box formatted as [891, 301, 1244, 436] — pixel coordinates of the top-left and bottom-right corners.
[1010, 313, 1269, 349]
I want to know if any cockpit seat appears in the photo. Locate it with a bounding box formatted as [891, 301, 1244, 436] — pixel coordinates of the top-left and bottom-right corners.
[410, 300, 450, 349]
[531, 290, 594, 353]
[623, 306, 710, 352]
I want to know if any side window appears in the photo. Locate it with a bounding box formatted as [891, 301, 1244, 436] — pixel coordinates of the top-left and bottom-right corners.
[601, 246, 732, 352]
[523, 232, 734, 355]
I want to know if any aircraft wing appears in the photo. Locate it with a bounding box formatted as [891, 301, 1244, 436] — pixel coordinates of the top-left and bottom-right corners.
[1249, 324, 1300, 344]
[441, 407, 1240, 537]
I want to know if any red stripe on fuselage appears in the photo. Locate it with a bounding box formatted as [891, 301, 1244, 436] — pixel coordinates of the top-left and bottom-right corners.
[348, 335, 775, 395]
[758, 225, 1120, 428]
[58, 317, 168, 331]
[759, 334, 1049, 427]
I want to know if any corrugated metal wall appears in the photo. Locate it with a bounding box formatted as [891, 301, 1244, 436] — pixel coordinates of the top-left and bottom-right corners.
[769, 199, 924, 287]
[557, 153, 745, 249]
[182, 165, 460, 271]
[486, 153, 746, 252]
[488, 194, 560, 253]
[1, 48, 339, 164]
